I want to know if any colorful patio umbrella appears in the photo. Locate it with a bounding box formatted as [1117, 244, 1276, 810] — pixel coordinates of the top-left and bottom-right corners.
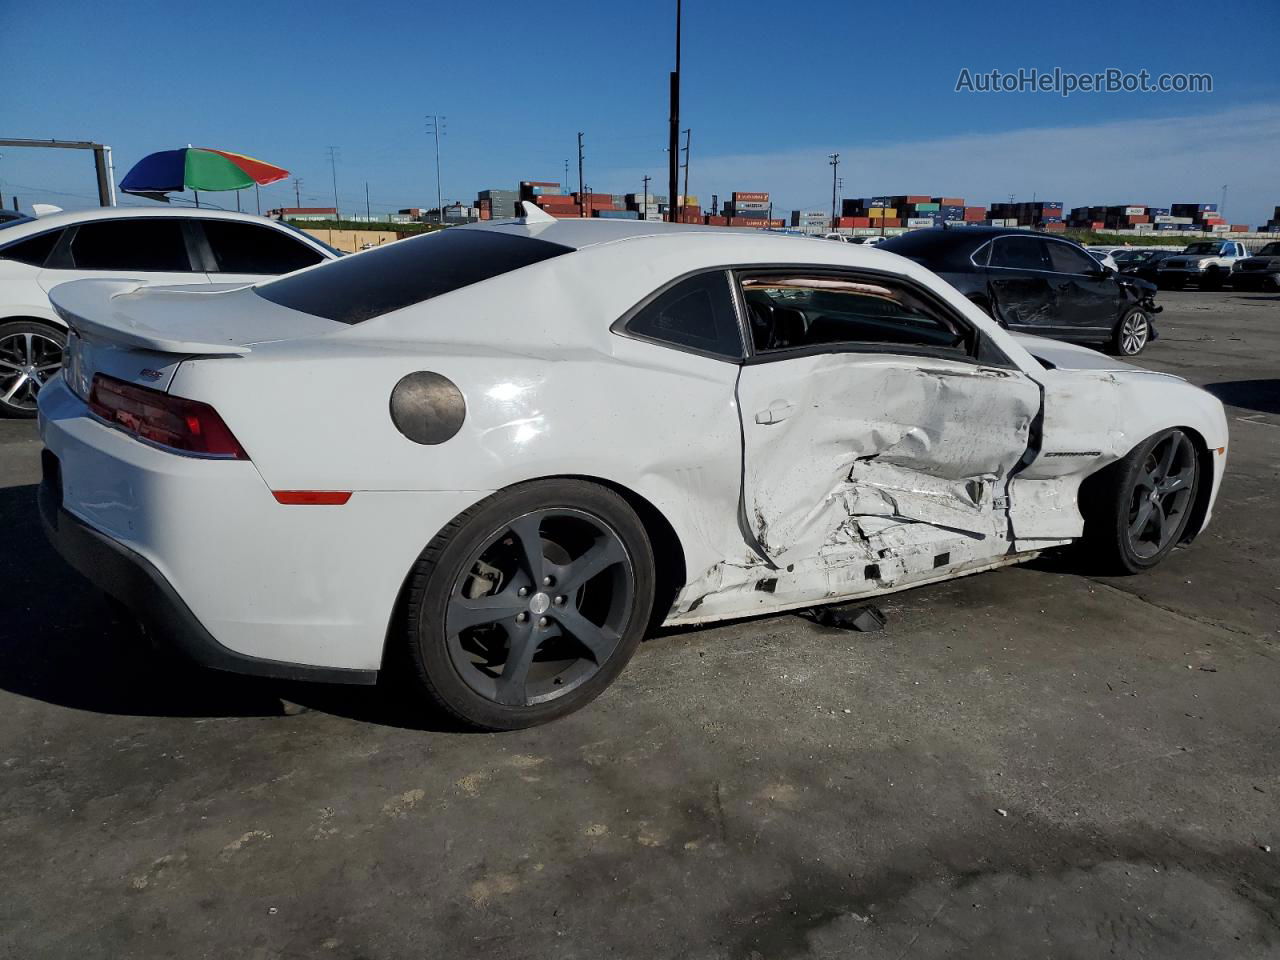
[120, 147, 289, 206]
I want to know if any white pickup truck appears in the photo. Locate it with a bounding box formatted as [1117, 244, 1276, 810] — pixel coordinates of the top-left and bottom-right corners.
[1155, 239, 1248, 290]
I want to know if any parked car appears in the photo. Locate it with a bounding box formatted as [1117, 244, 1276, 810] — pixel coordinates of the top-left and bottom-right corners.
[0, 208, 340, 417]
[1155, 239, 1248, 290]
[1229, 241, 1280, 291]
[1087, 249, 1119, 270]
[0, 209, 27, 225]
[1114, 249, 1183, 285]
[880, 227, 1161, 355]
[39, 211, 1227, 729]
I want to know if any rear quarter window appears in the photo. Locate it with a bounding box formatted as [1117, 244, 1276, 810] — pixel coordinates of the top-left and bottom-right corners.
[0, 229, 62, 266]
[254, 229, 573, 324]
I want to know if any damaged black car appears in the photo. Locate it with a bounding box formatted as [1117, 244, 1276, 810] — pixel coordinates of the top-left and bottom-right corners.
[880, 227, 1161, 356]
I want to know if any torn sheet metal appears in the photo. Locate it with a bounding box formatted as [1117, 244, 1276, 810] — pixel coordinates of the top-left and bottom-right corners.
[735, 352, 1039, 566]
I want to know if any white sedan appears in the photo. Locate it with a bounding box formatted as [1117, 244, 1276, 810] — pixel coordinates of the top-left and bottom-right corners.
[0, 207, 339, 417]
[38, 207, 1228, 729]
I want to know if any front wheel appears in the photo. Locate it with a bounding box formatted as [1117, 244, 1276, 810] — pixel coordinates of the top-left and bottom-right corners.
[1200, 270, 1223, 291]
[1110, 307, 1150, 356]
[402, 479, 656, 730]
[1079, 428, 1200, 574]
[0, 320, 67, 418]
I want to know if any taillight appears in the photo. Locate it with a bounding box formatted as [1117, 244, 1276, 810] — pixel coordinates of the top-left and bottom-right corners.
[88, 374, 249, 460]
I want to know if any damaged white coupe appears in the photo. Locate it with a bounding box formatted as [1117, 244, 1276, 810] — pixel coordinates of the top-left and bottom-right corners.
[38, 208, 1228, 729]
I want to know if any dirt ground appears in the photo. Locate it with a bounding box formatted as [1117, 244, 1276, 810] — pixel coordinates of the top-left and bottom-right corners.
[1, 289, 1277, 959]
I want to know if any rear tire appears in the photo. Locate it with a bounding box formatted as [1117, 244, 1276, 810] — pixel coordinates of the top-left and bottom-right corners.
[401, 479, 655, 730]
[0, 320, 66, 419]
[1078, 428, 1200, 574]
[1109, 307, 1150, 356]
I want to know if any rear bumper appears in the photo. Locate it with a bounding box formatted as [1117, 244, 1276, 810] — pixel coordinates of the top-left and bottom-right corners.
[38, 467, 376, 685]
[37, 374, 485, 679]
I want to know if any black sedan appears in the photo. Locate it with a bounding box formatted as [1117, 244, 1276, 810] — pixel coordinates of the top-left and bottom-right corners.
[1113, 248, 1183, 285]
[880, 227, 1161, 355]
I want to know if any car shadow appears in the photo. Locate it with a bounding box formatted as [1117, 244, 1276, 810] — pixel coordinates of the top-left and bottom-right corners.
[1201, 379, 1280, 416]
[1227, 294, 1280, 302]
[0, 483, 470, 732]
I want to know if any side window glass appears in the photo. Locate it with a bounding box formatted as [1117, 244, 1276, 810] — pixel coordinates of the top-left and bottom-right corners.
[625, 271, 744, 360]
[201, 220, 326, 274]
[1046, 241, 1098, 275]
[970, 241, 991, 267]
[991, 236, 1051, 271]
[0, 230, 62, 266]
[70, 220, 194, 271]
[741, 274, 967, 354]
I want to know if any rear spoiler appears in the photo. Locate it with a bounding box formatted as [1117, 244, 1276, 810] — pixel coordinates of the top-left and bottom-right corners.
[49, 279, 252, 355]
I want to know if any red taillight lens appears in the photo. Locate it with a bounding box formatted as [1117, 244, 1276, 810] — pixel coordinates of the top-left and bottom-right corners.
[88, 374, 249, 460]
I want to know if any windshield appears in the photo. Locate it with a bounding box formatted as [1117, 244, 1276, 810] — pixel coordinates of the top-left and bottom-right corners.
[1183, 242, 1220, 255]
[1257, 243, 1280, 256]
[255, 228, 574, 324]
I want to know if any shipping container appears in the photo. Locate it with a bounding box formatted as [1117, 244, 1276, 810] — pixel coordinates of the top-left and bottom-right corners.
[727, 217, 768, 227]
[704, 215, 728, 226]
[963, 207, 986, 221]
[905, 217, 933, 228]
[732, 192, 770, 203]
[595, 209, 640, 219]
[932, 197, 964, 207]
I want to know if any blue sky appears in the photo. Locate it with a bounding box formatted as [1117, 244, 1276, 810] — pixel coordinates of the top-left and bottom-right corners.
[3, 0, 1279, 224]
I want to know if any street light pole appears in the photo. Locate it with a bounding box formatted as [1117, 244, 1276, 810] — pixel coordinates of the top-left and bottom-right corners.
[828, 153, 840, 223]
[667, 0, 681, 222]
[426, 115, 446, 226]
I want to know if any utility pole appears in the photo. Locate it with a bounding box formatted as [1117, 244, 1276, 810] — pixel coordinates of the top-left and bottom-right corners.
[1221, 183, 1228, 221]
[668, 0, 681, 222]
[564, 159, 570, 191]
[577, 132, 585, 218]
[426, 115, 446, 226]
[325, 146, 340, 220]
[365, 181, 371, 220]
[680, 128, 691, 220]
[828, 153, 840, 223]
[293, 177, 303, 207]
[642, 174, 651, 221]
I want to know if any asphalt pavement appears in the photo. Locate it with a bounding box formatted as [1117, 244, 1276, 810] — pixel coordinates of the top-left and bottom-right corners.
[1, 289, 1277, 959]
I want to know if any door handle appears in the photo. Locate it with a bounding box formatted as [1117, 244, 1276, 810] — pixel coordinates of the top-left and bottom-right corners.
[754, 401, 795, 425]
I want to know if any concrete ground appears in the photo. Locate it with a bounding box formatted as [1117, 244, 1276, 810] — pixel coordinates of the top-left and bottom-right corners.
[1, 290, 1277, 959]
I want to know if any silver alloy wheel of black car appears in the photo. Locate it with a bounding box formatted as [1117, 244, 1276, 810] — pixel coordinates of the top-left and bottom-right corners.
[444, 508, 634, 707]
[0, 325, 66, 415]
[1117, 309, 1149, 355]
[1125, 430, 1196, 560]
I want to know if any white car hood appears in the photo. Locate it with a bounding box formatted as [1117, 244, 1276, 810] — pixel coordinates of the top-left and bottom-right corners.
[1012, 334, 1139, 372]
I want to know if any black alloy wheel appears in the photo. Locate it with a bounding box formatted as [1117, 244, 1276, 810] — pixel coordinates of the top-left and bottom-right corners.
[1079, 428, 1201, 574]
[403, 480, 655, 730]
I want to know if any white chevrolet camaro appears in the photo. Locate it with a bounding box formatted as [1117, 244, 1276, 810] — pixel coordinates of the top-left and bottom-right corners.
[38, 207, 1228, 729]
